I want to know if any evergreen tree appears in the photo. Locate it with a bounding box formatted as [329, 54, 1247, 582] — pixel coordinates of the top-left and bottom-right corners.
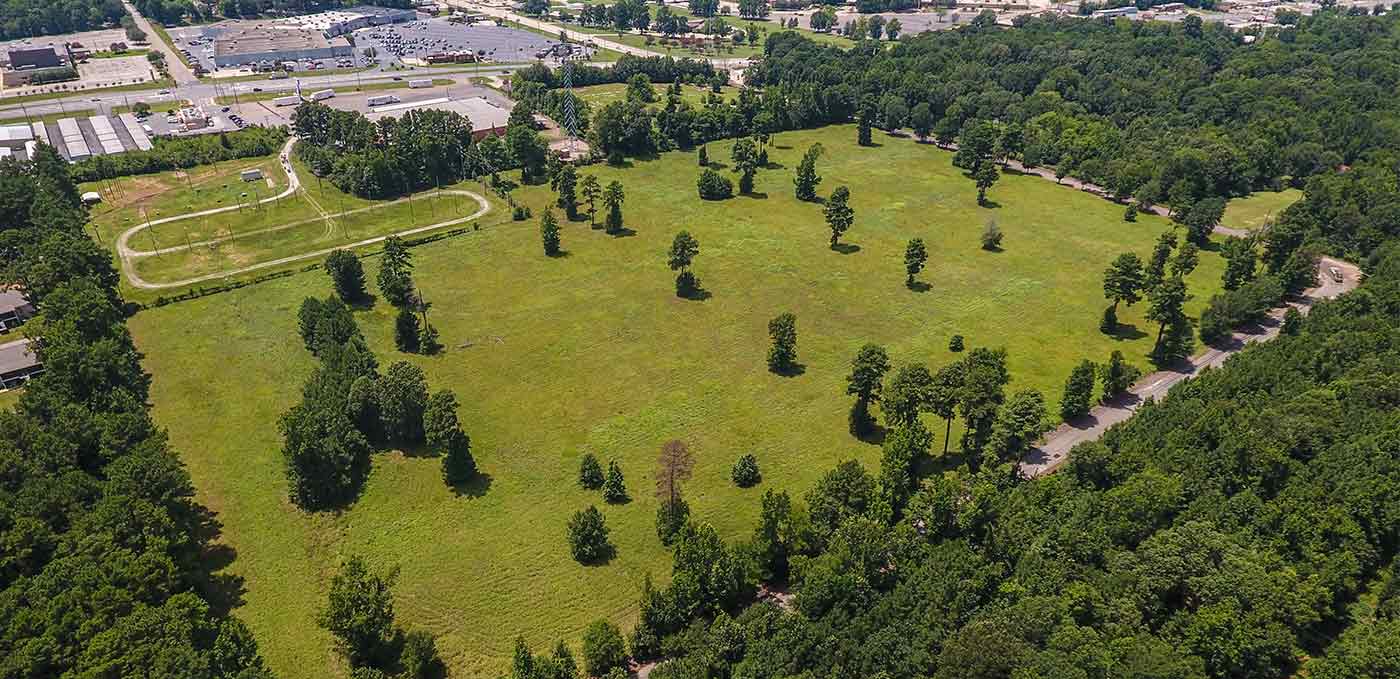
[1099, 349, 1140, 400]
[325, 250, 367, 303]
[794, 143, 824, 201]
[857, 100, 874, 146]
[567, 506, 611, 563]
[604, 181, 625, 234]
[541, 208, 562, 257]
[1146, 231, 1176, 285]
[440, 428, 476, 486]
[555, 164, 578, 219]
[578, 452, 604, 489]
[377, 236, 414, 307]
[948, 335, 965, 352]
[319, 556, 398, 668]
[394, 307, 420, 353]
[698, 144, 708, 166]
[602, 461, 628, 503]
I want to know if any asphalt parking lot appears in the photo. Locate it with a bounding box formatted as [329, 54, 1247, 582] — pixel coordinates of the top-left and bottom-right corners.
[165, 24, 364, 76]
[352, 19, 567, 65]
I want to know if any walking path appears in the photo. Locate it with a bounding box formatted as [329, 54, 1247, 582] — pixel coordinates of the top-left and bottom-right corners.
[114, 137, 491, 289]
[1020, 255, 1361, 477]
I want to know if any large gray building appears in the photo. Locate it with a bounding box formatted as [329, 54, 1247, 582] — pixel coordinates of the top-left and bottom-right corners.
[0, 338, 40, 391]
[211, 25, 353, 67]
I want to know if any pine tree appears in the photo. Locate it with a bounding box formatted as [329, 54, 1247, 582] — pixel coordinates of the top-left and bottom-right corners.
[541, 208, 562, 257]
[793, 143, 824, 201]
[377, 236, 414, 307]
[394, 307, 420, 353]
[602, 461, 628, 503]
[578, 452, 604, 489]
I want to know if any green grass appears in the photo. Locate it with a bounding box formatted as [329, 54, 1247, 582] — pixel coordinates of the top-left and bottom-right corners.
[1222, 188, 1301, 231]
[125, 124, 1224, 679]
[0, 388, 19, 411]
[0, 77, 175, 105]
[0, 109, 96, 125]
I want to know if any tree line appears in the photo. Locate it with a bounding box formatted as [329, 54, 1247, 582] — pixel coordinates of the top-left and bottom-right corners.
[292, 103, 476, 200]
[0, 144, 273, 676]
[747, 11, 1400, 229]
[0, 0, 124, 39]
[69, 126, 288, 184]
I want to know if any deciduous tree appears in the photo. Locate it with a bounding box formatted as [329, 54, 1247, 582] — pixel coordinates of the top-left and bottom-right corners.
[904, 238, 928, 287]
[567, 506, 611, 563]
[1060, 359, 1095, 420]
[825, 186, 854, 248]
[767, 312, 798, 373]
[846, 343, 891, 436]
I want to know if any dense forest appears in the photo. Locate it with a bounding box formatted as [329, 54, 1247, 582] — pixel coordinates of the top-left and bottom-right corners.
[0, 0, 124, 40]
[749, 13, 1400, 252]
[0, 149, 272, 676]
[292, 104, 477, 200]
[70, 126, 287, 183]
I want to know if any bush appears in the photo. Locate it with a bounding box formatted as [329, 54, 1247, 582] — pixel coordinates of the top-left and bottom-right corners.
[512, 205, 532, 221]
[567, 506, 611, 563]
[1199, 275, 1285, 345]
[948, 335, 964, 352]
[578, 452, 604, 489]
[980, 220, 1003, 251]
[697, 168, 734, 200]
[581, 619, 628, 676]
[731, 453, 760, 487]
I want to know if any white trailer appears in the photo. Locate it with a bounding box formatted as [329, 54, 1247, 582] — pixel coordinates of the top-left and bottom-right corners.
[408, 79, 432, 89]
[367, 94, 400, 107]
[310, 89, 336, 101]
[272, 95, 304, 107]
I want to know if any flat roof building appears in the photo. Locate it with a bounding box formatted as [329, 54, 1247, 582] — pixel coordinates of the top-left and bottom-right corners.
[211, 24, 353, 67]
[7, 46, 61, 69]
[279, 6, 417, 37]
[0, 124, 34, 149]
[366, 96, 511, 139]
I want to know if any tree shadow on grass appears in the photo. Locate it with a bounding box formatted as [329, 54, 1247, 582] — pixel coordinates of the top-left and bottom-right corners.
[860, 141, 884, 148]
[577, 543, 617, 568]
[349, 294, 378, 311]
[741, 191, 769, 200]
[831, 242, 862, 255]
[853, 423, 887, 445]
[547, 249, 571, 259]
[907, 280, 932, 293]
[608, 227, 638, 238]
[189, 506, 247, 616]
[980, 200, 1003, 209]
[678, 287, 712, 301]
[1107, 323, 1148, 341]
[764, 162, 786, 170]
[451, 471, 493, 499]
[705, 161, 730, 171]
[980, 245, 1004, 254]
[770, 363, 806, 378]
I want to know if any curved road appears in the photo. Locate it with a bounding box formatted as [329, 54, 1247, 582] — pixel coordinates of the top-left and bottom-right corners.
[1020, 255, 1360, 477]
[115, 137, 491, 289]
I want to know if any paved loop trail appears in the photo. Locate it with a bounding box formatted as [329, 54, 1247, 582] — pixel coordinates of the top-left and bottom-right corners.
[115, 137, 490, 290]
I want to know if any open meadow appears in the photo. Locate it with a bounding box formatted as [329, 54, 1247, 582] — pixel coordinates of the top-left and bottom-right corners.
[1222, 188, 1302, 231]
[125, 124, 1225, 677]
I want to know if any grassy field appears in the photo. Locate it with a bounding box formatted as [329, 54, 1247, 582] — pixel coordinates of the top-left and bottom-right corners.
[213, 79, 456, 105]
[126, 125, 1224, 678]
[1222, 188, 1302, 231]
[0, 388, 19, 411]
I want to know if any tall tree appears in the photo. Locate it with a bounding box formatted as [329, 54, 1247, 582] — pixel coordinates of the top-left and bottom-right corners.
[668, 231, 701, 297]
[857, 100, 875, 146]
[602, 461, 628, 503]
[794, 143, 824, 201]
[883, 363, 933, 427]
[974, 162, 1000, 206]
[1060, 359, 1096, 420]
[1146, 231, 1176, 285]
[767, 312, 798, 374]
[580, 174, 601, 228]
[604, 180, 625, 234]
[904, 238, 928, 287]
[1099, 350, 1140, 401]
[541, 208, 562, 257]
[325, 250, 368, 303]
[958, 347, 1010, 458]
[1147, 277, 1190, 361]
[377, 236, 414, 307]
[846, 343, 891, 436]
[929, 362, 965, 455]
[556, 164, 579, 219]
[825, 186, 854, 248]
[1102, 252, 1145, 331]
[731, 137, 760, 194]
[1221, 236, 1258, 291]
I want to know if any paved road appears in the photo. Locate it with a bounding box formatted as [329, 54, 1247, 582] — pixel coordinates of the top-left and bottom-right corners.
[113, 137, 491, 289]
[1020, 255, 1361, 477]
[122, 0, 199, 85]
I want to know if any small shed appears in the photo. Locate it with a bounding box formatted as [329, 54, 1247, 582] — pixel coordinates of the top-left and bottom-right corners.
[240, 168, 263, 182]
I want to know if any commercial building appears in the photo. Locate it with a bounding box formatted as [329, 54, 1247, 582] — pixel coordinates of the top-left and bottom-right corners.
[2, 45, 72, 86]
[0, 124, 34, 151]
[0, 290, 34, 331]
[366, 96, 511, 139]
[0, 338, 41, 391]
[278, 6, 417, 37]
[211, 24, 353, 68]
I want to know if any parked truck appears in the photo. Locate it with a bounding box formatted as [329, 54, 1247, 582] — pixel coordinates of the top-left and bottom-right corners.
[367, 94, 401, 107]
[310, 89, 335, 101]
[272, 95, 303, 107]
[408, 79, 432, 89]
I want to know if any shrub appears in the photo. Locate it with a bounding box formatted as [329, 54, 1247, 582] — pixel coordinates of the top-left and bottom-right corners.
[325, 250, 367, 303]
[567, 506, 611, 563]
[948, 335, 965, 352]
[980, 220, 1003, 251]
[656, 497, 690, 545]
[602, 461, 628, 503]
[731, 453, 760, 487]
[697, 168, 734, 200]
[578, 452, 604, 489]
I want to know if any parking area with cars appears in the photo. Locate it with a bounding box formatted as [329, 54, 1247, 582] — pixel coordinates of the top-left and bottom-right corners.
[352, 18, 579, 66]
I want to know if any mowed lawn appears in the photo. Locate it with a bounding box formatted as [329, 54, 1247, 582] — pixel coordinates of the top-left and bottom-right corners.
[1222, 188, 1302, 231]
[126, 125, 1224, 678]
